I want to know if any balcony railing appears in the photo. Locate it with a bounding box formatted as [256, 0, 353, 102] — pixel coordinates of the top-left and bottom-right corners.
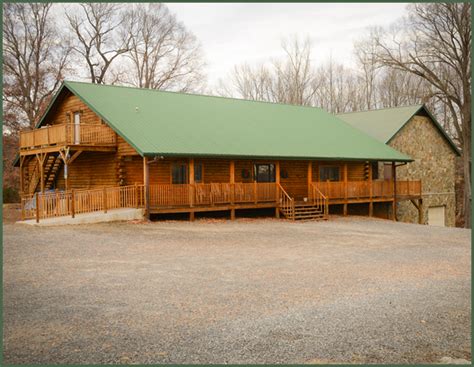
[19, 123, 116, 150]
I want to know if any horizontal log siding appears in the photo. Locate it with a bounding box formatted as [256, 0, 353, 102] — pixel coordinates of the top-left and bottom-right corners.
[56, 152, 118, 189]
[114, 157, 370, 197]
[117, 136, 139, 156]
[281, 160, 307, 199]
[235, 160, 254, 183]
[313, 160, 366, 181]
[45, 91, 101, 126]
[202, 159, 229, 183]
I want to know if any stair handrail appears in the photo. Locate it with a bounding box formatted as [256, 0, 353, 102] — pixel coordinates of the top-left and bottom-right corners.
[311, 183, 329, 219]
[278, 183, 295, 219]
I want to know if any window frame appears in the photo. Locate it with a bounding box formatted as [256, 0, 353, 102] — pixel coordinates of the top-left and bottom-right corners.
[171, 162, 188, 184]
[254, 163, 276, 183]
[170, 162, 204, 184]
[319, 165, 340, 182]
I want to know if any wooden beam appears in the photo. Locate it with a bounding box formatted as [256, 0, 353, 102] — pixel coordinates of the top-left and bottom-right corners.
[143, 156, 150, 219]
[20, 144, 115, 156]
[275, 161, 280, 218]
[307, 161, 312, 198]
[230, 160, 235, 219]
[418, 198, 424, 224]
[19, 156, 25, 195]
[58, 147, 71, 191]
[368, 162, 373, 217]
[392, 162, 397, 221]
[230, 160, 235, 202]
[343, 163, 348, 216]
[68, 150, 83, 165]
[189, 158, 194, 208]
[36, 153, 47, 193]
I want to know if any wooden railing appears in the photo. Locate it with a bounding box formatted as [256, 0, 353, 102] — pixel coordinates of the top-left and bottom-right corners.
[21, 185, 144, 222]
[309, 183, 329, 218]
[313, 180, 420, 200]
[278, 183, 295, 220]
[149, 182, 277, 208]
[20, 180, 422, 222]
[19, 123, 116, 150]
[396, 180, 422, 197]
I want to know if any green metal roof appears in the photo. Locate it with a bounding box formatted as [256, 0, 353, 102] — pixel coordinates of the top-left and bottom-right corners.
[48, 81, 411, 162]
[337, 105, 460, 155]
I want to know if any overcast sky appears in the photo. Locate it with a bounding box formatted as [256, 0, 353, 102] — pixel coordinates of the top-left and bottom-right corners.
[165, 3, 409, 88]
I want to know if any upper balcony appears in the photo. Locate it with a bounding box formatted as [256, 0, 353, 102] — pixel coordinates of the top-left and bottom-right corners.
[19, 123, 117, 153]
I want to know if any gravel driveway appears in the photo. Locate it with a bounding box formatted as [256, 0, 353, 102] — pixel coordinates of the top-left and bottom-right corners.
[3, 217, 471, 364]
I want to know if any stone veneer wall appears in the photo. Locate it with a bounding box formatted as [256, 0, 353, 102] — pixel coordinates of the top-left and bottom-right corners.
[387, 115, 456, 227]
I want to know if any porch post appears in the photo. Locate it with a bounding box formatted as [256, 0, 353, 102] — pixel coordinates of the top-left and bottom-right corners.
[189, 158, 195, 221]
[143, 156, 150, 220]
[58, 148, 71, 191]
[418, 198, 424, 224]
[392, 162, 397, 221]
[307, 161, 312, 199]
[368, 162, 373, 217]
[37, 153, 46, 193]
[343, 163, 348, 216]
[19, 156, 24, 195]
[275, 161, 280, 218]
[230, 160, 235, 220]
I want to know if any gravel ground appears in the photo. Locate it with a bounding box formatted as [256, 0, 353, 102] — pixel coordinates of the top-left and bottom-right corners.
[3, 216, 471, 364]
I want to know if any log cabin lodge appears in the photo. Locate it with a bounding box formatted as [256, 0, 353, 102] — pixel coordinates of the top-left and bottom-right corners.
[16, 81, 424, 223]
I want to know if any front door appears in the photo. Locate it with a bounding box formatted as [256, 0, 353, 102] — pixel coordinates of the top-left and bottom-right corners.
[74, 112, 81, 144]
[255, 163, 275, 182]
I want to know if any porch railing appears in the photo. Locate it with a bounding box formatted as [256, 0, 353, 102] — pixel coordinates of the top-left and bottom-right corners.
[148, 182, 277, 208]
[20, 180, 421, 222]
[19, 123, 116, 150]
[278, 183, 295, 219]
[309, 183, 329, 218]
[313, 180, 421, 200]
[396, 180, 422, 197]
[21, 184, 144, 222]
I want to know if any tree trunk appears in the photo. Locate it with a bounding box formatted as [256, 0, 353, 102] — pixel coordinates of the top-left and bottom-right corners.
[461, 102, 471, 228]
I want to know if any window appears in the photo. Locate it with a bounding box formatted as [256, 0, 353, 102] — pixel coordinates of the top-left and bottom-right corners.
[194, 163, 203, 183]
[172, 163, 187, 184]
[171, 163, 202, 184]
[254, 164, 275, 182]
[319, 166, 340, 181]
[371, 162, 379, 180]
[383, 164, 392, 180]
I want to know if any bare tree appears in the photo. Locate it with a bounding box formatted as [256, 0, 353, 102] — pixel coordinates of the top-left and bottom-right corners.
[217, 63, 274, 101]
[123, 3, 205, 92]
[219, 36, 316, 105]
[3, 3, 70, 130]
[372, 3, 471, 227]
[274, 37, 316, 105]
[66, 3, 131, 84]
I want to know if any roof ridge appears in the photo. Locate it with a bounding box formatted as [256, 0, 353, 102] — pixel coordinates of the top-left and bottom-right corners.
[64, 80, 326, 112]
[336, 104, 423, 115]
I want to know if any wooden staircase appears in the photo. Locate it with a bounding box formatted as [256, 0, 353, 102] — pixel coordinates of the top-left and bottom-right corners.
[28, 153, 63, 193]
[44, 154, 62, 190]
[278, 183, 328, 221]
[280, 202, 326, 220]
